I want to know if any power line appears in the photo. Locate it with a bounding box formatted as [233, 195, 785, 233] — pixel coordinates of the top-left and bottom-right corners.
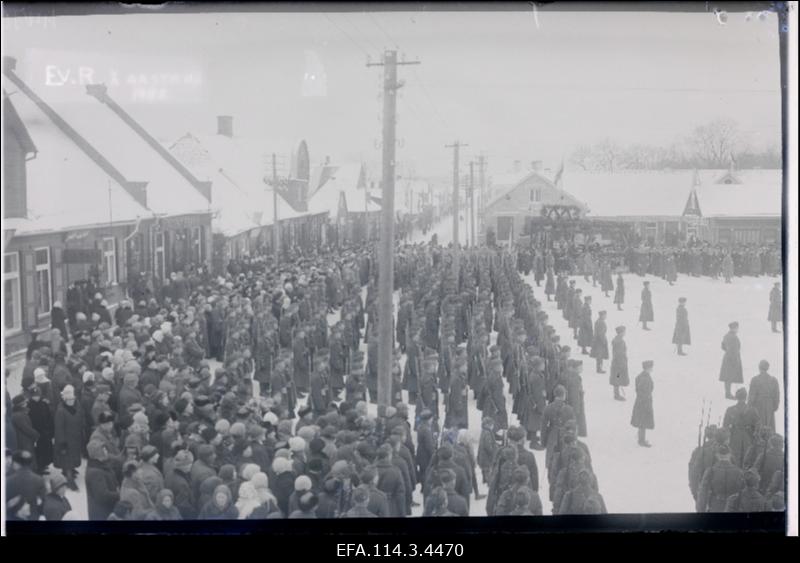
[322, 13, 370, 57]
[367, 12, 399, 50]
[342, 13, 381, 54]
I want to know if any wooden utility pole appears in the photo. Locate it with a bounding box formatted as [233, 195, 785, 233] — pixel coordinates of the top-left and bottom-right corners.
[446, 141, 467, 273]
[367, 50, 419, 414]
[477, 154, 486, 243]
[272, 153, 280, 264]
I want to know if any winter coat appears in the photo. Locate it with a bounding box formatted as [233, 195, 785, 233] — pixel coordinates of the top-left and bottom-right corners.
[768, 287, 782, 322]
[672, 305, 691, 345]
[54, 401, 84, 471]
[42, 492, 72, 521]
[375, 459, 406, 518]
[12, 406, 39, 457]
[697, 460, 744, 513]
[609, 335, 629, 387]
[416, 424, 436, 477]
[614, 276, 625, 305]
[477, 428, 498, 472]
[590, 319, 609, 360]
[199, 485, 238, 519]
[577, 304, 593, 348]
[6, 466, 47, 520]
[165, 468, 196, 520]
[85, 458, 120, 520]
[747, 373, 780, 432]
[630, 371, 654, 430]
[541, 400, 576, 469]
[723, 402, 760, 468]
[719, 331, 743, 384]
[639, 288, 653, 322]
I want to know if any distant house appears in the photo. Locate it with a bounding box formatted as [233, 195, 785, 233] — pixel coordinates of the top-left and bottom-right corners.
[308, 162, 381, 244]
[3, 56, 213, 355]
[168, 118, 327, 262]
[483, 170, 587, 244]
[564, 169, 782, 245]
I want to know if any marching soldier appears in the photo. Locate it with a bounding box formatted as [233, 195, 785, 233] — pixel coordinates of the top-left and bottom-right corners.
[719, 322, 743, 400]
[577, 296, 593, 356]
[614, 272, 625, 311]
[590, 311, 609, 374]
[768, 282, 782, 333]
[570, 289, 583, 340]
[696, 445, 744, 513]
[478, 357, 508, 432]
[609, 326, 629, 401]
[631, 360, 655, 447]
[688, 425, 721, 502]
[418, 355, 440, 431]
[444, 357, 469, 431]
[309, 352, 331, 418]
[722, 388, 760, 468]
[521, 354, 547, 449]
[639, 281, 653, 330]
[747, 359, 780, 432]
[724, 470, 766, 512]
[541, 385, 576, 470]
[672, 297, 691, 356]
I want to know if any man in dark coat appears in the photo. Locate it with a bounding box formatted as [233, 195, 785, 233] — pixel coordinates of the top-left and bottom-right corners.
[719, 322, 743, 399]
[415, 409, 436, 478]
[507, 426, 539, 492]
[747, 360, 780, 432]
[293, 330, 311, 394]
[696, 445, 744, 513]
[374, 444, 406, 517]
[577, 296, 593, 355]
[768, 282, 782, 333]
[6, 451, 47, 520]
[639, 281, 653, 330]
[165, 449, 197, 519]
[631, 360, 655, 447]
[609, 326, 629, 401]
[725, 470, 766, 512]
[672, 297, 691, 356]
[614, 273, 625, 311]
[558, 360, 587, 438]
[85, 439, 120, 520]
[309, 356, 331, 418]
[444, 358, 469, 430]
[11, 395, 39, 467]
[590, 311, 609, 374]
[541, 385, 576, 470]
[53, 385, 84, 489]
[723, 388, 760, 468]
[27, 387, 54, 474]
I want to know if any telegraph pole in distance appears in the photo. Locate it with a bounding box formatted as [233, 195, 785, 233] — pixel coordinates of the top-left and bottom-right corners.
[477, 154, 486, 243]
[469, 160, 476, 247]
[272, 153, 280, 265]
[445, 141, 467, 274]
[367, 50, 420, 415]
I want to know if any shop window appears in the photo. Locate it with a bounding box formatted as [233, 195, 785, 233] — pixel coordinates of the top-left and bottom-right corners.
[4, 252, 21, 331]
[34, 247, 51, 316]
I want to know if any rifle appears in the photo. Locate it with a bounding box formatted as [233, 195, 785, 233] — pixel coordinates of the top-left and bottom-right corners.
[698, 398, 706, 449]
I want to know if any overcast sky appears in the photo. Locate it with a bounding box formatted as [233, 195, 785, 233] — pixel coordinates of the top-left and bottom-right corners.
[2, 6, 783, 178]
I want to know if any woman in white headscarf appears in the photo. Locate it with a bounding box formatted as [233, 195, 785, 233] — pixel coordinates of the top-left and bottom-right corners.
[235, 481, 263, 519]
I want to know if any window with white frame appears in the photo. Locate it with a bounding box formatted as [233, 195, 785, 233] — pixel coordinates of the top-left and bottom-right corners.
[34, 247, 51, 316]
[102, 237, 117, 286]
[4, 252, 22, 331]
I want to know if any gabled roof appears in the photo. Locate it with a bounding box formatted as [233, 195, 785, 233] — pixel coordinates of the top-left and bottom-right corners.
[168, 133, 312, 237]
[2, 76, 149, 237]
[86, 84, 212, 202]
[308, 163, 379, 219]
[563, 170, 699, 217]
[486, 170, 587, 212]
[3, 93, 36, 155]
[693, 169, 782, 218]
[562, 169, 781, 219]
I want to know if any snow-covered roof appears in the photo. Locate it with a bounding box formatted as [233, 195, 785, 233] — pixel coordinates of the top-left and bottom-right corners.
[3, 76, 149, 237]
[563, 169, 781, 219]
[7, 74, 213, 218]
[308, 163, 378, 219]
[694, 169, 782, 218]
[168, 133, 312, 237]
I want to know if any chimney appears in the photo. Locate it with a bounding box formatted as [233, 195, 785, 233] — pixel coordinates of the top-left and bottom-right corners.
[217, 115, 233, 138]
[531, 160, 542, 172]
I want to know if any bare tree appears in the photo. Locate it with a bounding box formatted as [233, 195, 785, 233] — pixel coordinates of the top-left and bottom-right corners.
[594, 138, 624, 172]
[569, 144, 593, 171]
[688, 118, 742, 168]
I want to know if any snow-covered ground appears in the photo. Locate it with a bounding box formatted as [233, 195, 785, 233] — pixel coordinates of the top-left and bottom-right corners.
[7, 213, 784, 518]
